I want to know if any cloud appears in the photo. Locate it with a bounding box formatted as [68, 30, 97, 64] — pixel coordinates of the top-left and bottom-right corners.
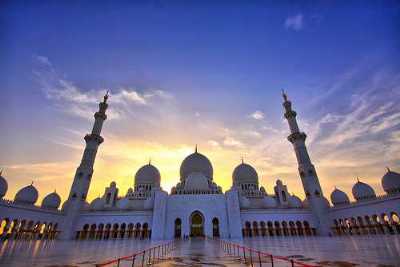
[33, 55, 173, 121]
[249, 110, 265, 120]
[285, 14, 304, 31]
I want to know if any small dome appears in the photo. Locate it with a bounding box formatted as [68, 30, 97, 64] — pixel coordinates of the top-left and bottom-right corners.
[288, 195, 303, 208]
[263, 196, 278, 208]
[110, 181, 116, 187]
[330, 188, 350, 206]
[352, 180, 376, 201]
[232, 162, 258, 186]
[180, 150, 213, 181]
[14, 184, 38, 205]
[41, 191, 61, 209]
[184, 172, 210, 191]
[382, 168, 400, 194]
[89, 197, 104, 210]
[0, 172, 8, 198]
[135, 163, 161, 187]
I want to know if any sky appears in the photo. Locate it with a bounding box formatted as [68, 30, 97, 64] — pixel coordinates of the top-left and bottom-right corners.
[1, 1, 400, 205]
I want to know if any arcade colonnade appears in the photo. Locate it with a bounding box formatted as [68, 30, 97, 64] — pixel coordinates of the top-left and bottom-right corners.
[332, 211, 400, 236]
[242, 220, 315, 237]
[0, 217, 59, 240]
[76, 222, 151, 240]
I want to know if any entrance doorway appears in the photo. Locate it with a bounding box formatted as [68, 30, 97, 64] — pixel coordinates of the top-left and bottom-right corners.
[212, 217, 220, 237]
[190, 211, 204, 237]
[174, 218, 182, 238]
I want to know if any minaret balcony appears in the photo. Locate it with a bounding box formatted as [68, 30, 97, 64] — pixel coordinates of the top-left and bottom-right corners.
[284, 110, 297, 119]
[287, 132, 307, 143]
[84, 133, 104, 144]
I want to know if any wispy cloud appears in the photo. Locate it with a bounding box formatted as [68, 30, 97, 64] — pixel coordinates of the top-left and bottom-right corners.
[249, 110, 265, 120]
[285, 14, 304, 31]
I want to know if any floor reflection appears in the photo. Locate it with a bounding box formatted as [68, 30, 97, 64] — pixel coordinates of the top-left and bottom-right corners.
[0, 235, 399, 267]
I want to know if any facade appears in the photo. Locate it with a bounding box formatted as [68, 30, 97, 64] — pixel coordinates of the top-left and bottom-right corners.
[1, 92, 399, 241]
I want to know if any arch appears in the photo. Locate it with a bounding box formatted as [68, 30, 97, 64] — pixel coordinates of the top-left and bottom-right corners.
[252, 221, 259, 236]
[212, 217, 220, 238]
[97, 223, 104, 239]
[289, 221, 296, 236]
[120, 223, 126, 238]
[112, 223, 119, 238]
[135, 223, 141, 238]
[282, 221, 289, 236]
[303, 221, 311, 236]
[390, 212, 400, 234]
[245, 221, 252, 237]
[89, 224, 96, 239]
[104, 223, 111, 239]
[190, 211, 204, 237]
[267, 221, 274, 236]
[296, 221, 304, 236]
[174, 218, 182, 238]
[260, 221, 266, 237]
[127, 223, 134, 238]
[274, 221, 281, 236]
[81, 224, 89, 240]
[142, 223, 149, 239]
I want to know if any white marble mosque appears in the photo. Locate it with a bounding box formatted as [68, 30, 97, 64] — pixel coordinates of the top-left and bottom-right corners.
[0, 92, 399, 242]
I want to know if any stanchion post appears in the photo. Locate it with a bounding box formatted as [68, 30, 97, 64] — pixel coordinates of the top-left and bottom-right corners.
[291, 259, 294, 267]
[131, 255, 136, 267]
[250, 249, 254, 267]
[258, 251, 262, 267]
[270, 255, 274, 267]
[117, 258, 120, 267]
[243, 247, 246, 263]
[141, 251, 145, 267]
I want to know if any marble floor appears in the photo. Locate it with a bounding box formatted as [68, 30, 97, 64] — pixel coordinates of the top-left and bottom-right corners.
[0, 236, 399, 267]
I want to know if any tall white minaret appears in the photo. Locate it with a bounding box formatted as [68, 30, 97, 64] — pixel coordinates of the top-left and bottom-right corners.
[60, 92, 109, 239]
[282, 91, 331, 235]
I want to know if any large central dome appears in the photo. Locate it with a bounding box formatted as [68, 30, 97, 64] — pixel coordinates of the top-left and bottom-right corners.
[180, 149, 213, 181]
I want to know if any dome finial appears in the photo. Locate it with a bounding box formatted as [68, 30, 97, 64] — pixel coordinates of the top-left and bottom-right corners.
[241, 157, 244, 164]
[282, 89, 288, 102]
[103, 90, 109, 103]
[31, 180, 34, 185]
[195, 144, 198, 153]
[149, 158, 152, 165]
[356, 176, 360, 183]
[0, 168, 2, 176]
[386, 166, 391, 172]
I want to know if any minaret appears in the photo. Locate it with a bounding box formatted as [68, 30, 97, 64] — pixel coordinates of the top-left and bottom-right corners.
[60, 92, 109, 239]
[282, 91, 331, 235]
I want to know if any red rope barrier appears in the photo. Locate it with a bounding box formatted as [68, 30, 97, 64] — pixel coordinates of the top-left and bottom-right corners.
[95, 240, 174, 267]
[220, 239, 320, 267]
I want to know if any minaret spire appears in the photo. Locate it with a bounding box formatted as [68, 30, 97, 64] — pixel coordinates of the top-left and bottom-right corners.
[282, 90, 330, 236]
[60, 91, 109, 240]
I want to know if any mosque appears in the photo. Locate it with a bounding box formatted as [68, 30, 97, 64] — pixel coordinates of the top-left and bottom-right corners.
[0, 92, 399, 241]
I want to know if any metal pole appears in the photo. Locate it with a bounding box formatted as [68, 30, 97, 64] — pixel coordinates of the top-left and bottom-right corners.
[250, 250, 253, 267]
[117, 258, 120, 267]
[291, 259, 294, 267]
[131, 256, 136, 267]
[243, 247, 246, 263]
[270, 255, 274, 267]
[258, 251, 262, 267]
[141, 251, 145, 267]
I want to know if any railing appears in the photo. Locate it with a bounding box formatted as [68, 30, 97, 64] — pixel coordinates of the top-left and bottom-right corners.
[95, 240, 175, 267]
[220, 239, 319, 267]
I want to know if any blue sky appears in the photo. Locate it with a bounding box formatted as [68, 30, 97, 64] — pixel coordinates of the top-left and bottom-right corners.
[1, 1, 399, 203]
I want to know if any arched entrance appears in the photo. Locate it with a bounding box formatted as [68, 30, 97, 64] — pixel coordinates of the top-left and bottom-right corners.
[174, 218, 182, 238]
[190, 211, 204, 237]
[212, 217, 220, 237]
